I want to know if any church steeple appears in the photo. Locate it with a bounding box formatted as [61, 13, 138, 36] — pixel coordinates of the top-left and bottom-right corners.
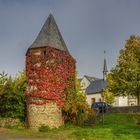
[29, 14, 68, 52]
[103, 51, 108, 80]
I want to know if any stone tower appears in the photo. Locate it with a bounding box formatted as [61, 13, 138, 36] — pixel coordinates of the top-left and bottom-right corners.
[25, 14, 75, 130]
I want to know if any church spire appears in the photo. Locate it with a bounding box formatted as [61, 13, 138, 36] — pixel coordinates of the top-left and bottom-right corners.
[103, 51, 108, 80]
[29, 14, 68, 52]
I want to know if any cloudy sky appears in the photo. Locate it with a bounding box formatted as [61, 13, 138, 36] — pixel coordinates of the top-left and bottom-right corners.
[0, 0, 140, 78]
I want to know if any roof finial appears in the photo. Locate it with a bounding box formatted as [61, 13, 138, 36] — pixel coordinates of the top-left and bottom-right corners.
[50, 9, 53, 14]
[104, 50, 106, 58]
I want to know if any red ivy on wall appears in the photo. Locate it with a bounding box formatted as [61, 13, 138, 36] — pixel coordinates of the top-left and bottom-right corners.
[25, 47, 76, 106]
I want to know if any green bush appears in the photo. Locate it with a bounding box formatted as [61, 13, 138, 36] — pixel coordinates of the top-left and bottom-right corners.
[6, 122, 25, 130]
[62, 79, 95, 125]
[39, 125, 50, 132]
[0, 71, 26, 121]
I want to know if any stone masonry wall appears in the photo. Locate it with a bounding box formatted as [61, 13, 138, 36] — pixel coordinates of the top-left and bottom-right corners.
[0, 118, 20, 127]
[27, 98, 63, 131]
[108, 106, 140, 113]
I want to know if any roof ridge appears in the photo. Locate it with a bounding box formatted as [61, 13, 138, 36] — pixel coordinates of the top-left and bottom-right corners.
[84, 75, 99, 82]
[84, 75, 98, 78]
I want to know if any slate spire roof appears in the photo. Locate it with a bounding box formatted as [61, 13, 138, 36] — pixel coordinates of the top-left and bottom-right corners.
[29, 14, 68, 51]
[103, 51, 108, 80]
[103, 58, 108, 73]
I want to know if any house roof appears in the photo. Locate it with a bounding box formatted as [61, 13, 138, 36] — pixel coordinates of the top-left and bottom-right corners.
[84, 75, 98, 82]
[86, 79, 107, 94]
[28, 14, 68, 52]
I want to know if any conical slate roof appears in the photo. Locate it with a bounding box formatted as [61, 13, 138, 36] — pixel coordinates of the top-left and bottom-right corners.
[29, 14, 68, 51]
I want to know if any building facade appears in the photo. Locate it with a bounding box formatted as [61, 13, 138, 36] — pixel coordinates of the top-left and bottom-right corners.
[80, 75, 138, 107]
[113, 96, 137, 106]
[80, 75, 98, 92]
[86, 79, 107, 106]
[80, 55, 137, 107]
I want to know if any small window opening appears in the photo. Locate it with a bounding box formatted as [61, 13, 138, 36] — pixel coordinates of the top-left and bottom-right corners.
[92, 98, 96, 104]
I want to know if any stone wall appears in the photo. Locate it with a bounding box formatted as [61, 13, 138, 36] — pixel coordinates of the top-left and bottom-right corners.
[27, 98, 63, 131]
[0, 118, 20, 127]
[108, 106, 140, 113]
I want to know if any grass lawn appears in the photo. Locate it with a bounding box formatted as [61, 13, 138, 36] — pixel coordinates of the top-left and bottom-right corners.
[0, 113, 140, 140]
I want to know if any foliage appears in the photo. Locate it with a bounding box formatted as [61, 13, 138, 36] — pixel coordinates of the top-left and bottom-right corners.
[5, 122, 25, 130]
[62, 78, 93, 125]
[26, 47, 75, 106]
[103, 89, 115, 104]
[0, 71, 26, 121]
[39, 125, 50, 132]
[0, 71, 8, 85]
[107, 35, 140, 105]
[0, 71, 8, 95]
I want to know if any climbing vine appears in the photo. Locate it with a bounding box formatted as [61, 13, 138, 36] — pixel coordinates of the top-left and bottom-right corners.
[25, 47, 76, 106]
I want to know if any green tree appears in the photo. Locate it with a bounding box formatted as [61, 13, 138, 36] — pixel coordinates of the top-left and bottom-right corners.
[62, 77, 93, 125]
[107, 35, 140, 105]
[0, 71, 8, 95]
[0, 71, 8, 84]
[0, 70, 26, 121]
[103, 89, 115, 104]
